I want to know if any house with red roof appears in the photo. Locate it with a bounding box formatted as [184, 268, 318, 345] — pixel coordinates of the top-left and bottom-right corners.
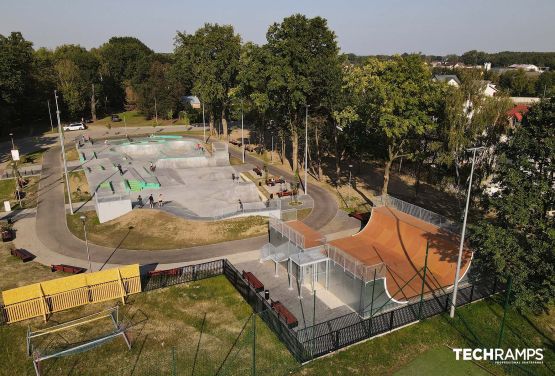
[507, 104, 529, 127]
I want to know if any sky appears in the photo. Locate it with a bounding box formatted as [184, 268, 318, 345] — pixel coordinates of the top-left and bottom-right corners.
[1, 0, 554, 55]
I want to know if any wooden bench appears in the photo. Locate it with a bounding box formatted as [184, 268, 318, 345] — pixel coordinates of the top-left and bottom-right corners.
[51, 264, 86, 274]
[10, 248, 35, 262]
[277, 190, 293, 198]
[148, 268, 183, 277]
[253, 167, 263, 176]
[242, 270, 264, 292]
[271, 300, 298, 329]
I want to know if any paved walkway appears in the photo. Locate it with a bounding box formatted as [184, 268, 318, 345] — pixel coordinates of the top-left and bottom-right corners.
[32, 135, 339, 267]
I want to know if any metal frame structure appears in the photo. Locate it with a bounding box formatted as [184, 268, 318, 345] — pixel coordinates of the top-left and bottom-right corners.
[27, 305, 131, 376]
[288, 246, 330, 298]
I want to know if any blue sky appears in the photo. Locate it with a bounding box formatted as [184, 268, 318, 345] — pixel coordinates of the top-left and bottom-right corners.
[1, 0, 554, 55]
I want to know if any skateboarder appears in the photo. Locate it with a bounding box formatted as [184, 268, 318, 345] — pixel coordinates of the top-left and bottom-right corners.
[158, 194, 163, 207]
[137, 195, 143, 208]
[117, 163, 124, 175]
[148, 194, 154, 208]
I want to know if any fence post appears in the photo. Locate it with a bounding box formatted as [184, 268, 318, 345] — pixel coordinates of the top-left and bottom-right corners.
[469, 284, 475, 303]
[492, 276, 497, 294]
[192, 265, 197, 281]
[418, 241, 430, 320]
[497, 276, 513, 348]
[389, 310, 395, 331]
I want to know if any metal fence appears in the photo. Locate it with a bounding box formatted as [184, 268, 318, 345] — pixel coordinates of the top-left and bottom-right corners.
[297, 278, 504, 360]
[141, 260, 224, 291]
[376, 194, 462, 234]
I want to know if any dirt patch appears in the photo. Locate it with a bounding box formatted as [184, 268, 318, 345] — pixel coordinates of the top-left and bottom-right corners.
[67, 210, 268, 250]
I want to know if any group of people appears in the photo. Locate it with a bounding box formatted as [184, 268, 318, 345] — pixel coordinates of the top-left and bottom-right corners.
[136, 194, 164, 208]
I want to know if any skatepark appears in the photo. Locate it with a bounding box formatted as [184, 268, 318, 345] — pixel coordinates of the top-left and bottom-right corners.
[259, 195, 473, 320]
[77, 135, 269, 222]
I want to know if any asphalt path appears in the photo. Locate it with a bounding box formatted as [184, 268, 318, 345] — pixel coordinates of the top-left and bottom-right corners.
[33, 132, 338, 265]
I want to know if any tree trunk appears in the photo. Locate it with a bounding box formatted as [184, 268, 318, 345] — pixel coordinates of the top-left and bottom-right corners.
[221, 108, 228, 141]
[382, 147, 394, 196]
[280, 134, 285, 164]
[314, 123, 322, 181]
[90, 84, 97, 122]
[209, 113, 215, 136]
[291, 126, 299, 172]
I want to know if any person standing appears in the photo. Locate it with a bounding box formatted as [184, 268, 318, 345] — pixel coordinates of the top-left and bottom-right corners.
[158, 194, 163, 207]
[148, 194, 154, 208]
[137, 195, 143, 208]
[117, 163, 123, 175]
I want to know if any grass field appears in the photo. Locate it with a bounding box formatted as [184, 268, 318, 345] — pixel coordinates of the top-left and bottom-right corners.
[0, 175, 39, 210]
[66, 210, 269, 250]
[92, 110, 183, 128]
[393, 347, 490, 375]
[65, 147, 80, 161]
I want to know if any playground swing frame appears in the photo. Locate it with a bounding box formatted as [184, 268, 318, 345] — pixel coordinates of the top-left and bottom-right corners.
[26, 305, 131, 376]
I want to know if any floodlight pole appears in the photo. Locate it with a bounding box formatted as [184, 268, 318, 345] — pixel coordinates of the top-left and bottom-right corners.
[47, 100, 54, 132]
[450, 146, 483, 318]
[123, 115, 127, 138]
[81, 216, 92, 273]
[55, 90, 74, 215]
[305, 105, 309, 195]
[154, 96, 158, 126]
[241, 99, 245, 163]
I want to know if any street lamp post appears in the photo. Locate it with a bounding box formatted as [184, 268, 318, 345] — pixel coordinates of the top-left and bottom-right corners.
[241, 100, 245, 163]
[9, 133, 22, 208]
[80, 216, 92, 273]
[54, 90, 74, 215]
[450, 146, 484, 318]
[123, 115, 128, 138]
[9, 133, 15, 150]
[348, 164, 353, 187]
[305, 105, 309, 195]
[154, 96, 158, 126]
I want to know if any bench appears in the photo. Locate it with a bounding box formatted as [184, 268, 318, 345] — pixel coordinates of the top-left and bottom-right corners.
[148, 268, 183, 277]
[242, 270, 264, 292]
[348, 212, 371, 223]
[253, 167, 263, 176]
[271, 300, 298, 329]
[10, 248, 35, 262]
[277, 190, 293, 198]
[1, 229, 15, 242]
[51, 264, 86, 274]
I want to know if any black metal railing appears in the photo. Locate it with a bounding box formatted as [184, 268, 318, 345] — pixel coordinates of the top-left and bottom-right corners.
[141, 259, 224, 291]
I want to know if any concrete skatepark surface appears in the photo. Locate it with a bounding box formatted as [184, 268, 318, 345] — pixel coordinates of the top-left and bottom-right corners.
[329, 206, 472, 301]
[78, 136, 264, 221]
[29, 136, 339, 266]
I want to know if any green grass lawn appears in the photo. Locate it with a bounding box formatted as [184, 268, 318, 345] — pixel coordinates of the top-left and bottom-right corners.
[0, 176, 39, 210]
[393, 347, 490, 375]
[92, 110, 184, 128]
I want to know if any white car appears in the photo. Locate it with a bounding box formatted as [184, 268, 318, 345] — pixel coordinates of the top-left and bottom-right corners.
[63, 122, 86, 131]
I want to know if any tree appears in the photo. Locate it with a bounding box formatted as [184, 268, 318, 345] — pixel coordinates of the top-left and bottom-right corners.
[536, 70, 555, 98]
[174, 24, 241, 139]
[264, 14, 341, 172]
[0, 32, 34, 134]
[498, 69, 537, 97]
[470, 99, 555, 312]
[98, 37, 153, 111]
[345, 55, 441, 195]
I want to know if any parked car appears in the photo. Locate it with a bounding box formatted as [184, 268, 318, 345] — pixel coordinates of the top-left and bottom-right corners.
[63, 122, 86, 131]
[111, 114, 122, 122]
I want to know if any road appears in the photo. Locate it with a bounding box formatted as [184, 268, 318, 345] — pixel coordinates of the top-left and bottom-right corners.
[33, 130, 338, 265]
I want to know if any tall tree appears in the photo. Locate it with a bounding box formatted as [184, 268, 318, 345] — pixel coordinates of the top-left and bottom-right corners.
[346, 55, 441, 195]
[470, 99, 555, 312]
[264, 14, 341, 172]
[0, 32, 34, 134]
[174, 24, 241, 139]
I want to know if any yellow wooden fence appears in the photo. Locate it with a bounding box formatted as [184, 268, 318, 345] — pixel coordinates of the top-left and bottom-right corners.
[1, 264, 141, 324]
